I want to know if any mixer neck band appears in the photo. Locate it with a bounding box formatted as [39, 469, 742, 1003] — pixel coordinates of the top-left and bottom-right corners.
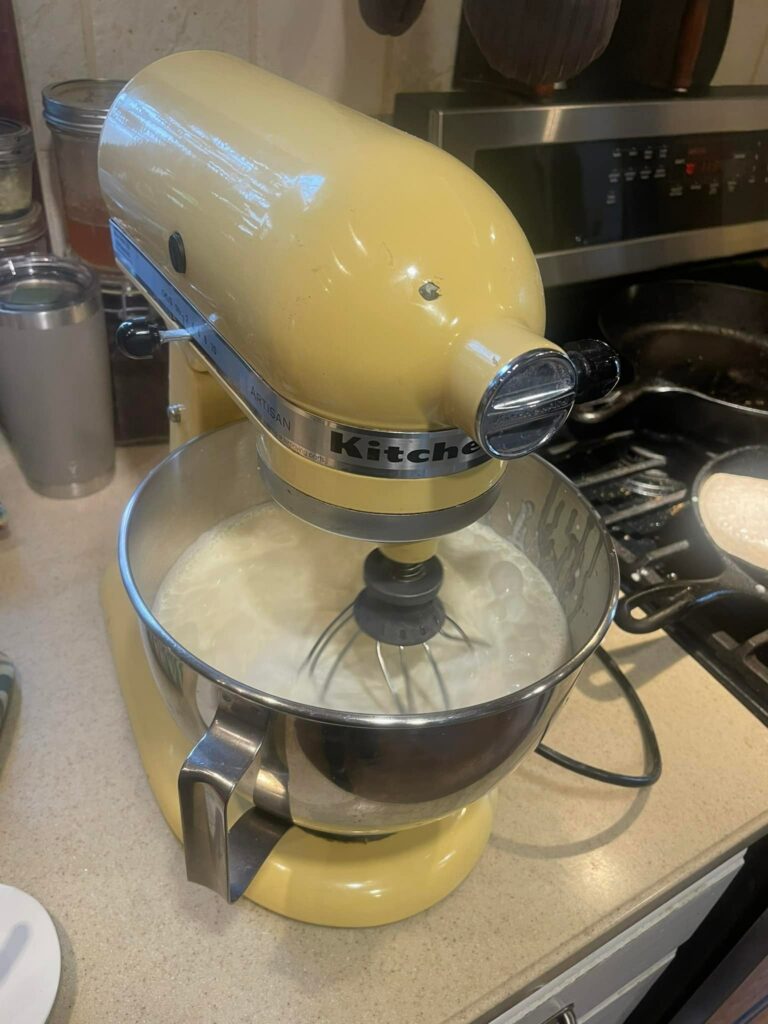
[110, 221, 491, 482]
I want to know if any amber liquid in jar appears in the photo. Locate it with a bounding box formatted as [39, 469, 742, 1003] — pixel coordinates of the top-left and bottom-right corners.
[65, 215, 116, 269]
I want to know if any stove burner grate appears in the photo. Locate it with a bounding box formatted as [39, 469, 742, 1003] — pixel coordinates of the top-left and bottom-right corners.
[545, 429, 768, 723]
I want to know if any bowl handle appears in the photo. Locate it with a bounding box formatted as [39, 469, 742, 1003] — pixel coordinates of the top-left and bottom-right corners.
[178, 695, 288, 902]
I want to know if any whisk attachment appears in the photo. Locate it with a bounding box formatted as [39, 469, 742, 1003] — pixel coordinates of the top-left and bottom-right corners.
[301, 548, 483, 713]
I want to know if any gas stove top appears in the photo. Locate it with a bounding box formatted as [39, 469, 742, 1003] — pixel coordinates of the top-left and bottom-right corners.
[545, 428, 768, 724]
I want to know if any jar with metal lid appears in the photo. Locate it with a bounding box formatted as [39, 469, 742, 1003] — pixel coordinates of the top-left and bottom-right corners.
[0, 202, 47, 259]
[0, 255, 114, 497]
[0, 118, 35, 220]
[42, 79, 125, 271]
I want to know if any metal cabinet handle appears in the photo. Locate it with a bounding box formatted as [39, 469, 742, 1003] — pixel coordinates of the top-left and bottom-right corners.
[178, 696, 288, 902]
[0, 653, 14, 740]
[544, 1008, 578, 1024]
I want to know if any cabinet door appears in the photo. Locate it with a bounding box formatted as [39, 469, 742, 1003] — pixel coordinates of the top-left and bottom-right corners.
[582, 953, 676, 1024]
[491, 851, 744, 1024]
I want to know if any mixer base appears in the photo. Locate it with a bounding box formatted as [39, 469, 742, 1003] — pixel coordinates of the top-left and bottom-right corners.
[101, 561, 495, 927]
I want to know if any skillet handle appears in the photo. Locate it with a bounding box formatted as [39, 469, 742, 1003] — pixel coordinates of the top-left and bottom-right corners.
[571, 382, 644, 424]
[615, 579, 725, 633]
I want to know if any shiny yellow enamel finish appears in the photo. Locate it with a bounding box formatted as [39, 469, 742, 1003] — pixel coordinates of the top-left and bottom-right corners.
[380, 539, 439, 563]
[247, 797, 494, 927]
[101, 561, 494, 926]
[167, 343, 243, 448]
[98, 50, 549, 441]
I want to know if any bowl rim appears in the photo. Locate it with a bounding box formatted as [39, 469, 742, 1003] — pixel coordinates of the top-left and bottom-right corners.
[118, 422, 620, 729]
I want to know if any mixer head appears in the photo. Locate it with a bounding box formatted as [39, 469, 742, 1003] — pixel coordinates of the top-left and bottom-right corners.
[100, 52, 620, 552]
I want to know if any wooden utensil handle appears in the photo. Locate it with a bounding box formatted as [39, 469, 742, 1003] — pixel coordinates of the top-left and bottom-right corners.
[672, 0, 712, 91]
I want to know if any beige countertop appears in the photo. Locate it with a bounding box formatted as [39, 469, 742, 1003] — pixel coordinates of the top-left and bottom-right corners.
[1, 436, 768, 1024]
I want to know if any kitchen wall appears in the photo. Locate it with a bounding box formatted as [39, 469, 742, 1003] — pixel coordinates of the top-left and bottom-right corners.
[712, 0, 768, 85]
[9, 0, 768, 253]
[10, 0, 462, 251]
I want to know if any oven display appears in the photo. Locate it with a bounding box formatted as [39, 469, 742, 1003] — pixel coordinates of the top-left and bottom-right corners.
[474, 131, 768, 254]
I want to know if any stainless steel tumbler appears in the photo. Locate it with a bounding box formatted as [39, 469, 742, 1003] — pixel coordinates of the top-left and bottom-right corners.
[0, 255, 114, 497]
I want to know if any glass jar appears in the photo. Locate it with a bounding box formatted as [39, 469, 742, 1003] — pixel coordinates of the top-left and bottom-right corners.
[42, 79, 125, 271]
[0, 202, 47, 259]
[0, 118, 35, 220]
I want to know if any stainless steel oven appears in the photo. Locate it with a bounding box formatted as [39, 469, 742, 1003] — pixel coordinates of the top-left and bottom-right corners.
[394, 90, 768, 287]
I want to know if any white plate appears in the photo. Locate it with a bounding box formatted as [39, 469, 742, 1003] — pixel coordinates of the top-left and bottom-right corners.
[0, 885, 61, 1024]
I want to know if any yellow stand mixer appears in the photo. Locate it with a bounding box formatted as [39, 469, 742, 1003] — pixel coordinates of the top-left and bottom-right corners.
[99, 51, 619, 926]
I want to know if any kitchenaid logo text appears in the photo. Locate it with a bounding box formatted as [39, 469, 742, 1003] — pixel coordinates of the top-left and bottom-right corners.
[330, 430, 482, 465]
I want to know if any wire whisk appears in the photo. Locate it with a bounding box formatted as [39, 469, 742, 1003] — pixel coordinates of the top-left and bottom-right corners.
[299, 548, 488, 713]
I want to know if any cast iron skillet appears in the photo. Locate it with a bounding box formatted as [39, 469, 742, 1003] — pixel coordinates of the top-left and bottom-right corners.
[573, 280, 768, 431]
[616, 446, 768, 633]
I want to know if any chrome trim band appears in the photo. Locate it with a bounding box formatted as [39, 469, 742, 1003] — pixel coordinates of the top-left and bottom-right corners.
[536, 221, 768, 288]
[429, 96, 768, 163]
[110, 221, 490, 480]
[258, 455, 504, 541]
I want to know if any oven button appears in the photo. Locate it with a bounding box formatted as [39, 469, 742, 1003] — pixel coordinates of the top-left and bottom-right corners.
[608, 168, 620, 183]
[606, 190, 617, 205]
[628, 146, 639, 157]
[669, 185, 683, 197]
[658, 145, 669, 158]
[640, 167, 652, 180]
[612, 146, 622, 158]
[654, 167, 667, 179]
[643, 148, 653, 160]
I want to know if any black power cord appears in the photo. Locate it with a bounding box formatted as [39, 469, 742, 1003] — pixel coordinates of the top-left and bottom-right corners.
[535, 646, 662, 788]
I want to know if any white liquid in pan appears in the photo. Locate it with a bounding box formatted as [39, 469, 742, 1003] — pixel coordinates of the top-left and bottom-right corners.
[699, 471, 768, 573]
[154, 504, 572, 714]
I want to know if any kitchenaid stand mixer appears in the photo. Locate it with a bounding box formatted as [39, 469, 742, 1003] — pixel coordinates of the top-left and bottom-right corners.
[99, 50, 620, 925]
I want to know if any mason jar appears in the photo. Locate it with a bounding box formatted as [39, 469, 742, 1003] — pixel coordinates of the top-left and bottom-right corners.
[0, 118, 35, 220]
[42, 79, 125, 271]
[0, 202, 47, 259]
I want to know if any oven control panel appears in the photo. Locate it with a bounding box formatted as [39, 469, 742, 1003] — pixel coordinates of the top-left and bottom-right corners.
[474, 131, 768, 254]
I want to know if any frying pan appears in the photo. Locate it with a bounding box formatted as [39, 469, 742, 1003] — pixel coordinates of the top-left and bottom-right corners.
[574, 281, 768, 434]
[615, 446, 768, 633]
[461, 0, 621, 90]
[358, 0, 425, 35]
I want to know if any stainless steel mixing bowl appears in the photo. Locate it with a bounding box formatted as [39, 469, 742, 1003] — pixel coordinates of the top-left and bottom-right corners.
[120, 421, 618, 901]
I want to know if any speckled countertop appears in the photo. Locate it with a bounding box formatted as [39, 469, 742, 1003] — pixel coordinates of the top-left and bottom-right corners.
[1, 435, 768, 1024]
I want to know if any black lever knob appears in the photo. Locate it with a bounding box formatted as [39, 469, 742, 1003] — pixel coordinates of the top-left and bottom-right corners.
[116, 317, 164, 360]
[564, 339, 621, 404]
